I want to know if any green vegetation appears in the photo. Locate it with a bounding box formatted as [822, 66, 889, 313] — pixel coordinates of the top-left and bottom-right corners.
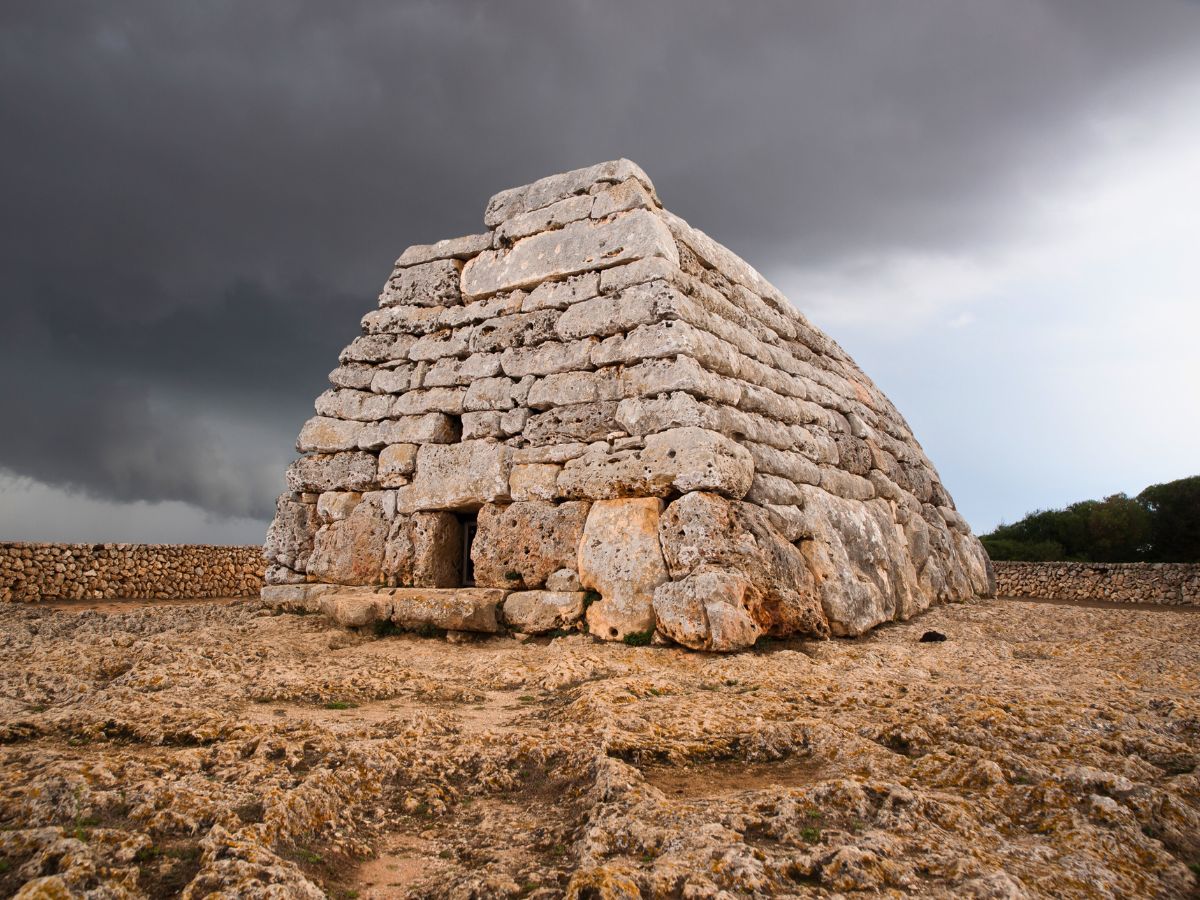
[800, 827, 821, 842]
[324, 701, 357, 710]
[623, 629, 654, 646]
[980, 475, 1199, 563]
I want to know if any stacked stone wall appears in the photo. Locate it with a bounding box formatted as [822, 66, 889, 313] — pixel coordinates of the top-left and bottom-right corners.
[994, 561, 1199, 607]
[262, 159, 997, 649]
[1, 543, 266, 603]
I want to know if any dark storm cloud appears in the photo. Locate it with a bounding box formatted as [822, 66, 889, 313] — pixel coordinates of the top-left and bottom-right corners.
[3, 0, 1200, 519]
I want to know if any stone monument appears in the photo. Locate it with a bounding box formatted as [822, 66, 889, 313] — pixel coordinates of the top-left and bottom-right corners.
[261, 160, 995, 650]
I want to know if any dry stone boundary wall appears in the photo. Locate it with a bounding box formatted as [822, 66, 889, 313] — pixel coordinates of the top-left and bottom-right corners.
[994, 561, 1199, 607]
[1, 543, 266, 603]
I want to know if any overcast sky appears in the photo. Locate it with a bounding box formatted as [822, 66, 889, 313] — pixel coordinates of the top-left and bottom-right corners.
[2, 0, 1199, 544]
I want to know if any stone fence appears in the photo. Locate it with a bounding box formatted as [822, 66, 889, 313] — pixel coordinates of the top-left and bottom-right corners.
[1, 543, 266, 603]
[993, 561, 1199, 607]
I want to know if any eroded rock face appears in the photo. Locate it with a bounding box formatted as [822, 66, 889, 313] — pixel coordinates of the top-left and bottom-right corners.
[409, 440, 512, 511]
[578, 499, 669, 641]
[306, 493, 389, 586]
[653, 569, 762, 651]
[262, 494, 318, 572]
[501, 590, 587, 633]
[285, 451, 379, 493]
[472, 501, 590, 590]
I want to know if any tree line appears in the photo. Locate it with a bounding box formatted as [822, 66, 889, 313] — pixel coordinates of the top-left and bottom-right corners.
[980, 475, 1199, 563]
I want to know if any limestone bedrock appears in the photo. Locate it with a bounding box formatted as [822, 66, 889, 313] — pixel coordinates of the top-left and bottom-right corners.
[262, 159, 997, 646]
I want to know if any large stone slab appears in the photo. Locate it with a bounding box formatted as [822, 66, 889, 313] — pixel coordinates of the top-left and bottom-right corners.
[286, 452, 378, 493]
[384, 513, 463, 588]
[296, 416, 364, 453]
[409, 441, 513, 511]
[305, 493, 390, 586]
[578, 498, 669, 641]
[557, 427, 754, 500]
[483, 159, 654, 228]
[472, 501, 590, 590]
[315, 388, 392, 422]
[379, 259, 464, 308]
[501, 591, 587, 634]
[320, 592, 394, 627]
[262, 493, 319, 571]
[358, 414, 460, 449]
[462, 210, 678, 299]
[396, 233, 493, 268]
[522, 402, 620, 446]
[260, 582, 338, 612]
[653, 570, 762, 652]
[389, 587, 507, 633]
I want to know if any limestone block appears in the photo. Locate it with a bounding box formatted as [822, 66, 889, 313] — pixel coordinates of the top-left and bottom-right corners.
[379, 259, 463, 308]
[423, 353, 503, 387]
[867, 469, 906, 504]
[445, 293, 525, 327]
[364, 305, 447, 336]
[409, 327, 473, 362]
[461, 411, 505, 440]
[500, 339, 598, 378]
[328, 363, 376, 391]
[464, 377, 517, 411]
[499, 408, 530, 436]
[378, 443, 417, 489]
[315, 388, 392, 422]
[578, 498, 669, 641]
[555, 283, 690, 341]
[306, 493, 389, 586]
[545, 568, 582, 591]
[260, 582, 336, 612]
[390, 587, 507, 633]
[501, 590, 587, 634]
[794, 486, 901, 636]
[472, 500, 590, 590]
[357, 414, 459, 450]
[744, 474, 806, 507]
[591, 320, 739, 378]
[410, 440, 513, 511]
[262, 493, 319, 570]
[522, 402, 620, 446]
[320, 592, 394, 628]
[265, 564, 307, 585]
[620, 356, 742, 406]
[557, 427, 754, 501]
[412, 512, 463, 588]
[653, 570, 762, 652]
[383, 515, 414, 585]
[743, 442, 821, 487]
[510, 464, 562, 501]
[737, 383, 812, 426]
[340, 334, 399, 364]
[522, 273, 600, 311]
[317, 491, 362, 523]
[462, 210, 678, 298]
[590, 176, 657, 219]
[371, 366, 414, 394]
[285, 451, 378, 493]
[820, 467, 876, 501]
[833, 433, 873, 476]
[513, 443, 589, 465]
[396, 233, 493, 268]
[939, 506, 971, 535]
[658, 492, 828, 638]
[497, 193, 594, 244]
[470, 309, 561, 354]
[892, 461, 935, 503]
[483, 159, 654, 228]
[527, 369, 623, 410]
[391, 387, 466, 417]
[297, 416, 364, 453]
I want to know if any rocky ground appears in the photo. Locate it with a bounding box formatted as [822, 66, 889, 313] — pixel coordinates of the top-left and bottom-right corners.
[1, 597, 1197, 900]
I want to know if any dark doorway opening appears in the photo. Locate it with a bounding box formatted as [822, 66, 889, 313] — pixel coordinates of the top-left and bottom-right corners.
[458, 514, 478, 586]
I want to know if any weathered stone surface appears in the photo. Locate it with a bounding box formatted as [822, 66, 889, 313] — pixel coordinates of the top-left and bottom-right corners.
[620, 356, 741, 406]
[264, 563, 307, 585]
[590, 176, 658, 219]
[320, 592, 393, 628]
[461, 411, 504, 440]
[411, 512, 463, 588]
[340, 334, 400, 363]
[523, 402, 619, 446]
[408, 327, 473, 362]
[744, 473, 806, 507]
[462, 210, 678, 299]
[483, 159, 654, 228]
[410, 441, 513, 512]
[472, 501, 590, 590]
[578, 498, 669, 641]
[262, 494, 319, 571]
[380, 259, 463, 308]
[820, 467, 876, 501]
[306, 493, 389, 586]
[496, 193, 594, 244]
[653, 570, 762, 652]
[259, 581, 335, 611]
[378, 443, 417, 488]
[523, 273, 600, 311]
[314, 389, 392, 422]
[286, 452, 378, 493]
[501, 591, 586, 634]
[389, 587, 506, 633]
[512, 443, 589, 465]
[591, 320, 738, 376]
[500, 340, 597, 377]
[357, 414, 459, 450]
[396, 233, 492, 268]
[833, 433, 873, 476]
[316, 491, 362, 523]
[391, 387, 466, 417]
[509, 464, 562, 502]
[423, 353, 503, 387]
[545, 568, 582, 591]
[658, 492, 829, 638]
[557, 427, 754, 500]
[471, 310, 561, 354]
[463, 377, 517, 411]
[743, 441, 821, 487]
[296, 416, 364, 453]
[371, 366, 414, 394]
[328, 363, 377, 390]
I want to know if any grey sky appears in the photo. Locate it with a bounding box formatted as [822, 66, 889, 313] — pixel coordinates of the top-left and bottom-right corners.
[3, 1, 1199, 542]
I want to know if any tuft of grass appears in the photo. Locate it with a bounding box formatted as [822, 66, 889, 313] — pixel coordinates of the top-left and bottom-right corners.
[550, 844, 566, 857]
[1189, 862, 1200, 876]
[800, 827, 821, 843]
[325, 701, 358, 710]
[547, 628, 570, 639]
[623, 629, 654, 647]
[805, 809, 823, 819]
[438, 850, 451, 859]
[374, 619, 400, 637]
[417, 622, 445, 639]
[505, 571, 522, 581]
[518, 695, 535, 702]
[345, 891, 359, 899]
[753, 635, 774, 650]
[582, 591, 601, 608]
[26, 705, 47, 713]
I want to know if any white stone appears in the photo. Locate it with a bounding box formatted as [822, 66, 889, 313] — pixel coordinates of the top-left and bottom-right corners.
[578, 497, 669, 641]
[509, 464, 562, 501]
[379, 258, 463, 308]
[409, 440, 513, 511]
[395, 233, 492, 267]
[297, 416, 364, 453]
[501, 591, 587, 634]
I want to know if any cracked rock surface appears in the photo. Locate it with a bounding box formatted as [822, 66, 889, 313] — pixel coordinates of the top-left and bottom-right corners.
[1, 598, 1197, 900]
